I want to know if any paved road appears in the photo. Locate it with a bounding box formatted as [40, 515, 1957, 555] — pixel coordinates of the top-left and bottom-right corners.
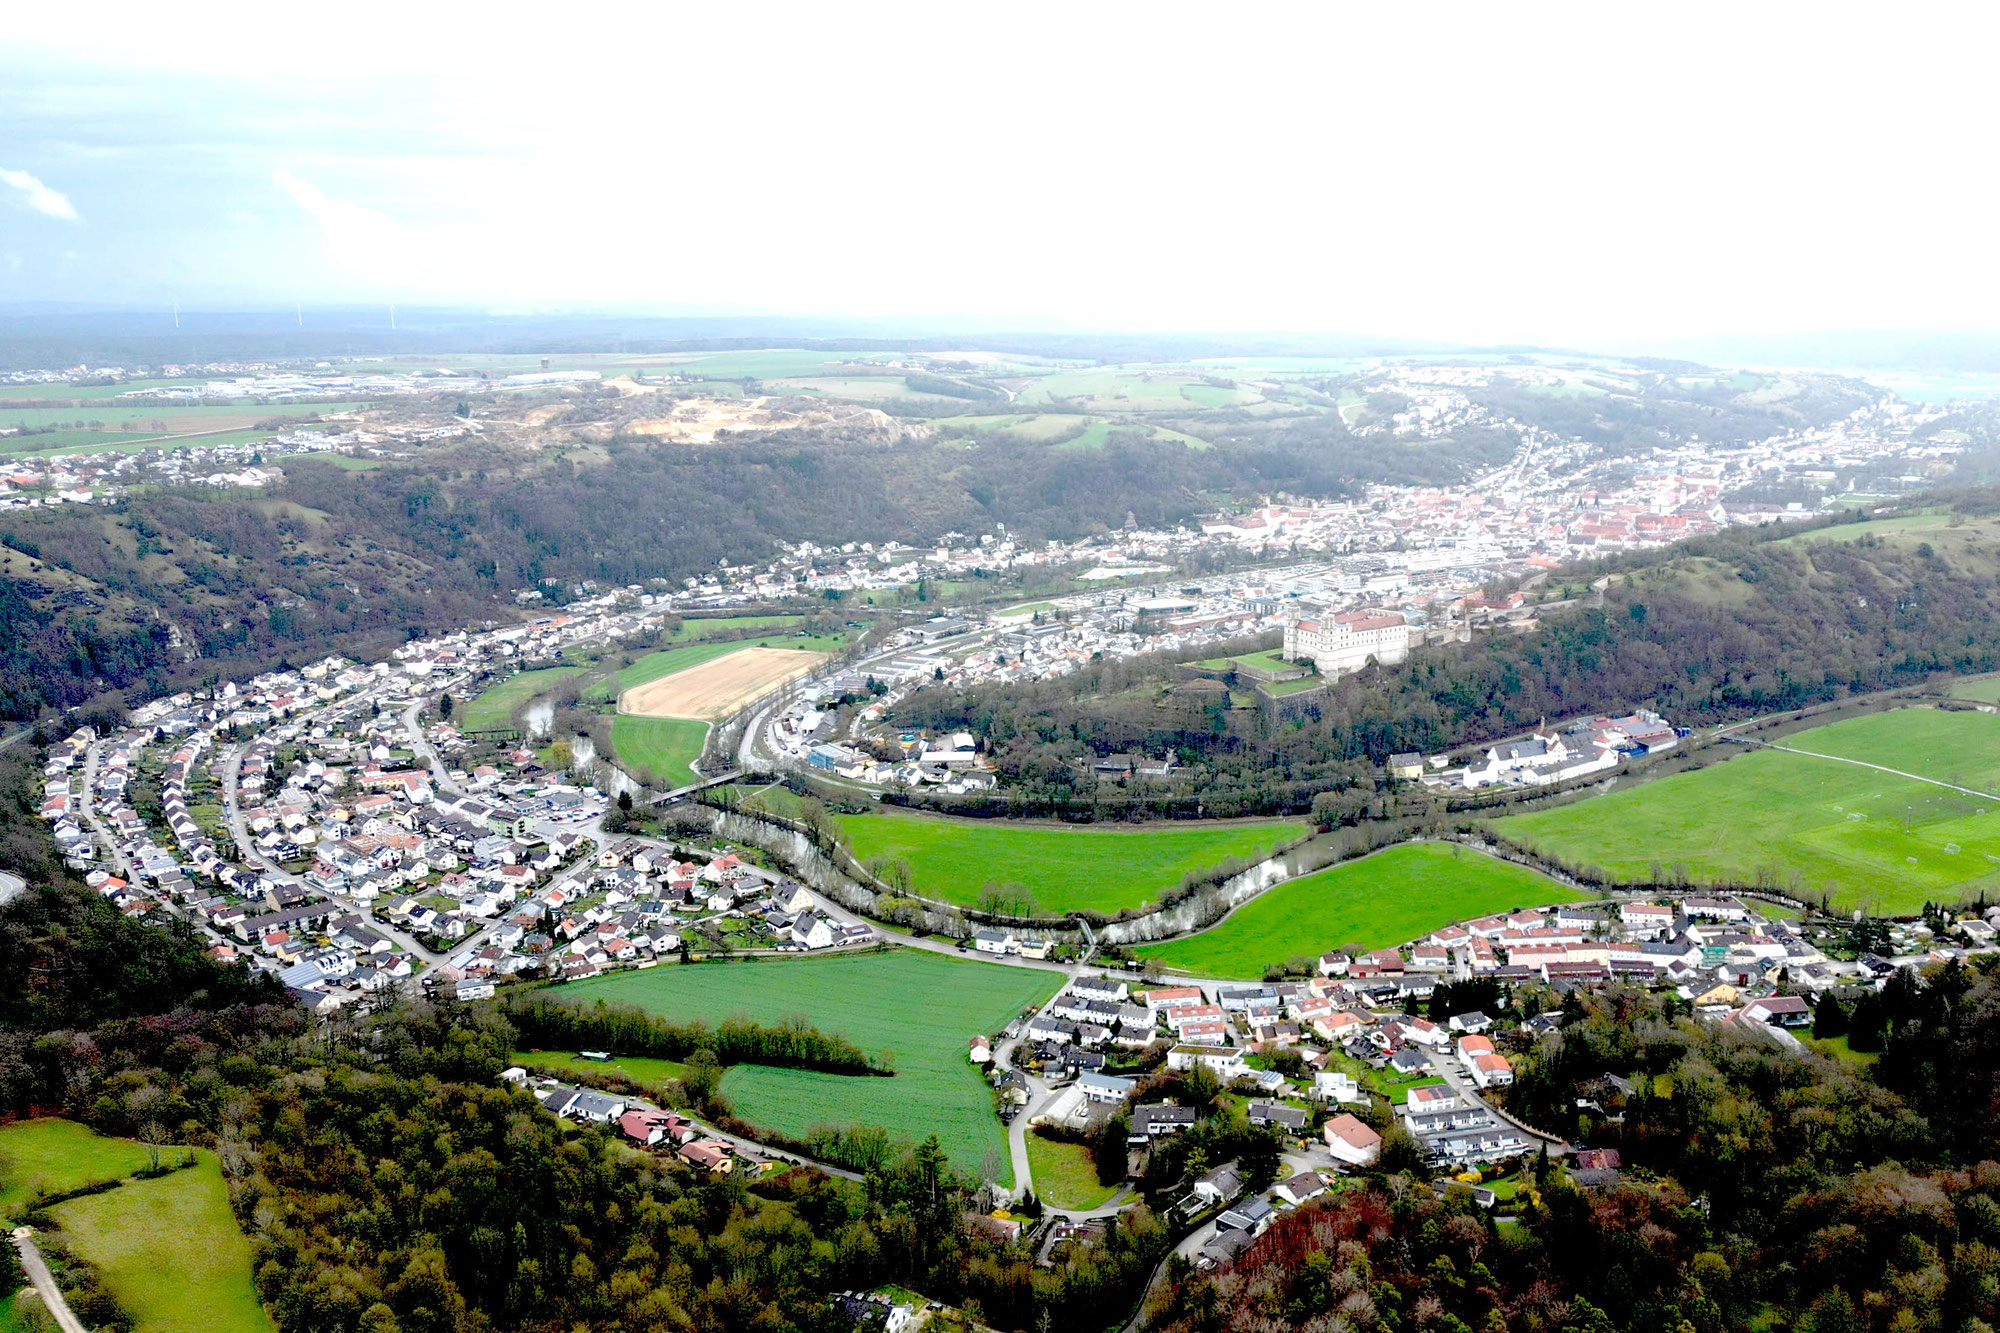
[11, 1228, 87, 1333]
[1426, 1051, 1568, 1152]
[77, 742, 129, 875]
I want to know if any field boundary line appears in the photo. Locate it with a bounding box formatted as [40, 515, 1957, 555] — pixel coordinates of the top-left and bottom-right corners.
[1744, 738, 2000, 802]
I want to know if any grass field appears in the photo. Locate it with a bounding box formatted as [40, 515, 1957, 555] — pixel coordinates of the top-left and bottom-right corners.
[836, 810, 1311, 914]
[462, 666, 584, 731]
[609, 715, 710, 785]
[742, 782, 816, 820]
[1776, 511, 1959, 546]
[1134, 843, 1588, 979]
[1261, 675, 1326, 697]
[0, 1119, 156, 1217]
[1195, 649, 1298, 675]
[0, 1292, 38, 1333]
[1020, 369, 1195, 408]
[556, 951, 1059, 1180]
[1490, 708, 2000, 913]
[50, 1152, 271, 1333]
[1025, 1133, 1119, 1210]
[1949, 677, 2000, 704]
[670, 614, 808, 641]
[512, 1048, 691, 1089]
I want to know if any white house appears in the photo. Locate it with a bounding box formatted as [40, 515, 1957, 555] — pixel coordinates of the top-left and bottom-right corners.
[1078, 1071, 1136, 1104]
[790, 915, 836, 950]
[1313, 1070, 1363, 1105]
[1166, 1044, 1247, 1080]
[1322, 1113, 1382, 1166]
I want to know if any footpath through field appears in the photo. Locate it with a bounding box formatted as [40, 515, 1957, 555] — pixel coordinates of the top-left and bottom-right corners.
[1740, 737, 2000, 802]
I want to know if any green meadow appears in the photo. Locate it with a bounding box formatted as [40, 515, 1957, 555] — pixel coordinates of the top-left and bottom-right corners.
[461, 666, 584, 731]
[1490, 708, 2000, 913]
[556, 951, 1059, 1181]
[50, 1152, 272, 1333]
[1135, 842, 1587, 979]
[836, 809, 1311, 914]
[609, 715, 710, 786]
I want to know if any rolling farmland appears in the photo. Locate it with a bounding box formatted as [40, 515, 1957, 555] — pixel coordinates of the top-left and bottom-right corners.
[556, 951, 1059, 1180]
[837, 809, 1311, 914]
[1134, 842, 1587, 979]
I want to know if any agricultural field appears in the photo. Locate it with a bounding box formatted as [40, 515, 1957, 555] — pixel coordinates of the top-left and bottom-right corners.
[665, 349, 897, 380]
[838, 810, 1310, 915]
[0, 400, 363, 454]
[668, 614, 807, 642]
[1025, 1134, 1119, 1210]
[0, 1118, 154, 1216]
[50, 1152, 271, 1333]
[620, 645, 829, 721]
[1490, 708, 2000, 913]
[462, 665, 583, 731]
[615, 633, 846, 693]
[1052, 420, 1115, 450]
[1134, 842, 1587, 979]
[608, 714, 710, 786]
[556, 951, 1058, 1180]
[1019, 369, 1205, 409]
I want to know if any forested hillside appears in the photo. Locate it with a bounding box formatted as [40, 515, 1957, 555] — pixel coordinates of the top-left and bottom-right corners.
[1151, 978, 2000, 1333]
[0, 407, 1405, 721]
[895, 501, 2000, 816]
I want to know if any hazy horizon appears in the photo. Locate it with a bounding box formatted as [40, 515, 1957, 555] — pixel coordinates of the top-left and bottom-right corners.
[7, 3, 2000, 351]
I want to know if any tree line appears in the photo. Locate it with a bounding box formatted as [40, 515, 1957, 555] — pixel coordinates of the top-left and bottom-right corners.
[504, 994, 886, 1076]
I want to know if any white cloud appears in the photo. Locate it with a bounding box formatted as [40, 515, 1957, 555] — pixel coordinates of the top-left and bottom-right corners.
[8, 4, 2000, 341]
[273, 167, 424, 286]
[0, 167, 79, 221]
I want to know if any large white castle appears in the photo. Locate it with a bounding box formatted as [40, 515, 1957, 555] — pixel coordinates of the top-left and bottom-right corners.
[1282, 608, 1414, 675]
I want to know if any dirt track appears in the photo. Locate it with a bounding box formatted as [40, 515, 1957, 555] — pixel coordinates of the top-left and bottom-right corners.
[618, 646, 828, 720]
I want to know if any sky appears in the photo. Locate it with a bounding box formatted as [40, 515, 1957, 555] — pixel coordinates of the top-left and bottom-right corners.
[3, 3, 1998, 348]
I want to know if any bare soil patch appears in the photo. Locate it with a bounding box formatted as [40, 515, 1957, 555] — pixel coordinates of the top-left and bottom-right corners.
[618, 645, 829, 720]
